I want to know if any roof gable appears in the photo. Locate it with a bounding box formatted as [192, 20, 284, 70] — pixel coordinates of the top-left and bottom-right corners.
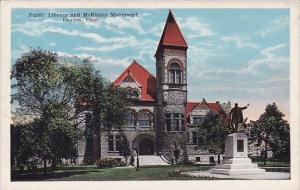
[186, 100, 225, 115]
[194, 99, 211, 110]
[113, 60, 156, 101]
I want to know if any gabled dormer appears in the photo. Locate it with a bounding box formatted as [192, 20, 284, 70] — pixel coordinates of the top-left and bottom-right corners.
[113, 60, 157, 101]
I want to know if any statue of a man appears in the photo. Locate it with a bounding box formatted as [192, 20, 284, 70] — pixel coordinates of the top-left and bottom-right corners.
[230, 103, 249, 132]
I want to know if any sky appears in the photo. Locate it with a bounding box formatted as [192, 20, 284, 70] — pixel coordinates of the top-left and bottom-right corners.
[11, 8, 290, 121]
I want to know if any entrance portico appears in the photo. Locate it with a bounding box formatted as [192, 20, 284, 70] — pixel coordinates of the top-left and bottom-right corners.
[132, 134, 155, 155]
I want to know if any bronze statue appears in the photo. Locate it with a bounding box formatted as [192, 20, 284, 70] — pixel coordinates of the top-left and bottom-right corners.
[230, 103, 249, 132]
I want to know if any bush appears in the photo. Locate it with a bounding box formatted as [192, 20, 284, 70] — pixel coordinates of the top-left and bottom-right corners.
[96, 158, 127, 168]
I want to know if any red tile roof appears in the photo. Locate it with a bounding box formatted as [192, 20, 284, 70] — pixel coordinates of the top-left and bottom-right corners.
[208, 103, 223, 114]
[155, 10, 188, 56]
[186, 102, 200, 114]
[113, 60, 157, 101]
[186, 100, 224, 115]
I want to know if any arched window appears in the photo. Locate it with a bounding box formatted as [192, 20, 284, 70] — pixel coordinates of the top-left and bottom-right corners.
[168, 62, 182, 84]
[138, 111, 152, 127]
[125, 88, 140, 99]
[126, 88, 132, 98]
[132, 89, 139, 98]
[126, 109, 136, 126]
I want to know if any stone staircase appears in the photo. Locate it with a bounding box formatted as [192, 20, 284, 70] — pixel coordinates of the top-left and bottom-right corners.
[136, 155, 170, 166]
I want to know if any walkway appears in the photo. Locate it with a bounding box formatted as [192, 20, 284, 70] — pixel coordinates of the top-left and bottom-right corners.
[136, 155, 169, 166]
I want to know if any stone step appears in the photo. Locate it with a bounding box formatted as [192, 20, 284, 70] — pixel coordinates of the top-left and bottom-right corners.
[222, 158, 252, 164]
[211, 168, 266, 176]
[216, 163, 258, 169]
[136, 155, 170, 166]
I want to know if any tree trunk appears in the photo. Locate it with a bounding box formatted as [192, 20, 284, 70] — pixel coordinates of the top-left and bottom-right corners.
[43, 158, 47, 175]
[263, 150, 267, 166]
[217, 153, 221, 164]
[51, 157, 57, 171]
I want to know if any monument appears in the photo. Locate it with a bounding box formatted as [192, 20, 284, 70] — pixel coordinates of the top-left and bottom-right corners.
[211, 103, 265, 175]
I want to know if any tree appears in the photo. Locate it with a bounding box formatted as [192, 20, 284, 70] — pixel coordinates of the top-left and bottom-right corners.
[11, 49, 81, 171]
[11, 49, 129, 170]
[11, 123, 37, 171]
[249, 103, 290, 165]
[198, 111, 230, 164]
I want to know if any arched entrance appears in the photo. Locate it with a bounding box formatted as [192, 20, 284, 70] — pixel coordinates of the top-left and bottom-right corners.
[132, 134, 155, 155]
[139, 138, 154, 155]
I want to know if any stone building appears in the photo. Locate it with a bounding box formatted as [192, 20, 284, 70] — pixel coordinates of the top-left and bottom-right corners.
[76, 10, 231, 164]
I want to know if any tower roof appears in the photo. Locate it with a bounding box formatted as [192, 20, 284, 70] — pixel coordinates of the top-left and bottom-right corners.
[113, 60, 157, 101]
[155, 10, 188, 56]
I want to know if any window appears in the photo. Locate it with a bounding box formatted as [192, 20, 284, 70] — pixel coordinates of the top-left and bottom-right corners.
[108, 134, 122, 152]
[165, 113, 171, 131]
[193, 116, 203, 125]
[181, 114, 185, 130]
[168, 63, 182, 84]
[132, 90, 139, 98]
[85, 113, 92, 124]
[165, 113, 184, 132]
[192, 131, 198, 145]
[126, 88, 140, 99]
[174, 114, 180, 131]
[126, 89, 132, 98]
[108, 135, 114, 151]
[186, 132, 190, 143]
[126, 110, 136, 126]
[138, 111, 151, 127]
[115, 135, 121, 151]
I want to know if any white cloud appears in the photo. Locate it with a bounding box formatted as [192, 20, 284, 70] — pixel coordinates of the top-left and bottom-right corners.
[178, 17, 215, 38]
[247, 44, 289, 71]
[258, 16, 289, 37]
[56, 51, 132, 67]
[12, 20, 146, 51]
[48, 42, 56, 47]
[74, 36, 138, 52]
[221, 35, 257, 49]
[104, 16, 145, 34]
[11, 45, 30, 60]
[148, 22, 165, 37]
[12, 20, 108, 43]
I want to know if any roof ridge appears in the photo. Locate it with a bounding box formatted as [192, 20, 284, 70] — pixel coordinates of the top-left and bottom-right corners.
[132, 59, 156, 79]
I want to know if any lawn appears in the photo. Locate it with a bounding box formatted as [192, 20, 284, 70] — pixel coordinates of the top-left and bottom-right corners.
[12, 165, 212, 181]
[252, 160, 290, 167]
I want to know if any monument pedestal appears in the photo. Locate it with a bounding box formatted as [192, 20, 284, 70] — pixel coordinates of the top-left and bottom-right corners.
[211, 133, 265, 176]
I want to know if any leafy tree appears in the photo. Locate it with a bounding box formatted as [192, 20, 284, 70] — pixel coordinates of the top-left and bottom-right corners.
[11, 49, 79, 171]
[249, 103, 290, 165]
[198, 111, 230, 164]
[11, 49, 129, 170]
[11, 123, 37, 171]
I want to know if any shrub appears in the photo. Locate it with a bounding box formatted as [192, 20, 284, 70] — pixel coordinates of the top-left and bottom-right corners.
[96, 158, 127, 168]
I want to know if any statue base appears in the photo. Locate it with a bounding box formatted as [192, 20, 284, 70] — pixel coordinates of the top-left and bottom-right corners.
[211, 133, 265, 176]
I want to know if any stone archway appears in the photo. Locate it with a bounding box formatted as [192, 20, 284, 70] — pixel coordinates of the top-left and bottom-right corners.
[132, 134, 155, 155]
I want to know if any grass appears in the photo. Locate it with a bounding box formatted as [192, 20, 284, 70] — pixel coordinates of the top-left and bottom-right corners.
[252, 160, 290, 167]
[12, 165, 212, 181]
